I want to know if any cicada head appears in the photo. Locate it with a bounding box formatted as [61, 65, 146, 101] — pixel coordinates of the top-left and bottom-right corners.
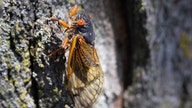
[75, 11, 96, 46]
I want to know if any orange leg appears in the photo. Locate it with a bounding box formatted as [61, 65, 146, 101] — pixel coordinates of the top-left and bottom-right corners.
[47, 37, 70, 57]
[47, 47, 63, 57]
[68, 5, 78, 18]
[48, 19, 71, 58]
[58, 20, 69, 28]
[50, 5, 78, 30]
[48, 5, 79, 57]
[50, 18, 69, 28]
[61, 37, 70, 48]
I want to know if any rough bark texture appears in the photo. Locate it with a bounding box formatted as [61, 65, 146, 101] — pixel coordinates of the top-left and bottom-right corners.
[124, 0, 192, 108]
[0, 0, 122, 108]
[1, 0, 192, 108]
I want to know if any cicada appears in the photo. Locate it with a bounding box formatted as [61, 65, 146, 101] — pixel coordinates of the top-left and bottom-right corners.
[49, 5, 104, 108]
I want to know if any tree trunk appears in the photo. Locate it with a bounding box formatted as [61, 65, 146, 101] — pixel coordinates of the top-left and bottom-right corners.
[124, 0, 192, 108]
[0, 0, 122, 108]
[1, 0, 192, 108]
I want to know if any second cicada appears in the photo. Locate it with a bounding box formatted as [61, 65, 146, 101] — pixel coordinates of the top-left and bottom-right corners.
[49, 5, 104, 108]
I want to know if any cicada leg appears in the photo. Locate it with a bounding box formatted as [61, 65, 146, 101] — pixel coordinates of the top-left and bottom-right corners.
[68, 5, 78, 21]
[47, 37, 70, 57]
[48, 17, 72, 57]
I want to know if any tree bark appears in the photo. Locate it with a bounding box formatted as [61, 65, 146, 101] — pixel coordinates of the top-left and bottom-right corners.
[124, 0, 192, 108]
[2, 0, 191, 108]
[0, 0, 122, 108]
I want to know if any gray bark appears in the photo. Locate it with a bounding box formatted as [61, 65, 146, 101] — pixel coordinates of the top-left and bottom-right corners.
[0, 0, 121, 108]
[124, 0, 192, 108]
[1, 0, 191, 108]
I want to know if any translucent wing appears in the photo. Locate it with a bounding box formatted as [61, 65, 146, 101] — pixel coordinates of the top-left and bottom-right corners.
[67, 36, 104, 108]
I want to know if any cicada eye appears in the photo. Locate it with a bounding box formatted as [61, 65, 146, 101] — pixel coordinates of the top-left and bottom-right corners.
[77, 19, 85, 26]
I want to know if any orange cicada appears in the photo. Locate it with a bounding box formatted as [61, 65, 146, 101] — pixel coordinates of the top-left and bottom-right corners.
[49, 5, 104, 108]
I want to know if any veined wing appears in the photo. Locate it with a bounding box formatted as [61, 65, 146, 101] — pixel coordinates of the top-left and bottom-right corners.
[67, 36, 104, 108]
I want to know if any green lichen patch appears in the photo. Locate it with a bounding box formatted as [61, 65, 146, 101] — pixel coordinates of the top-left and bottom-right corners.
[180, 32, 191, 58]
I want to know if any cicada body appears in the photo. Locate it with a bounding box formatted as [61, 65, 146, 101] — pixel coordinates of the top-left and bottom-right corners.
[50, 5, 104, 108]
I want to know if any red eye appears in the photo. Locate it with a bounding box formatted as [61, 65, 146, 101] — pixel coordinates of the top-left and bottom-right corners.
[77, 19, 85, 26]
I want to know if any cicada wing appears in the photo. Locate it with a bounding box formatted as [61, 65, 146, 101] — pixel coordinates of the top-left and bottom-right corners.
[67, 36, 104, 108]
